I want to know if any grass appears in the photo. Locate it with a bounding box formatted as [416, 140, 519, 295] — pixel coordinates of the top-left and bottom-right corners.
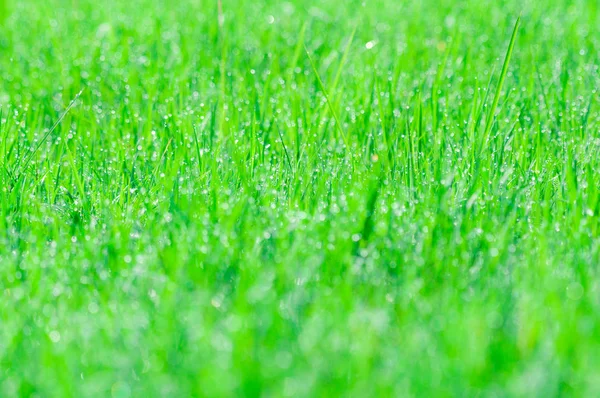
[0, 0, 600, 396]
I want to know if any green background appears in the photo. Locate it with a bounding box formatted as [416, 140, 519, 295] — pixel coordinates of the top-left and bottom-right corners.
[0, 0, 599, 396]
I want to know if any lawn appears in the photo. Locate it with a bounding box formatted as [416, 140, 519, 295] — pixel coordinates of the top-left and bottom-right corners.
[1, 0, 600, 396]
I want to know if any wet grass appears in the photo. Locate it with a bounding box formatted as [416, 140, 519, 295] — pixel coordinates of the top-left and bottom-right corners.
[1, 0, 600, 396]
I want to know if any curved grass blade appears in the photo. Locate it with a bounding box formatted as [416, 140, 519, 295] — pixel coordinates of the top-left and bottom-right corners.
[483, 17, 520, 143]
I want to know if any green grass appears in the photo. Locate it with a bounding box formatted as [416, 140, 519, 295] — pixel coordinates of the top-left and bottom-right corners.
[1, 0, 600, 396]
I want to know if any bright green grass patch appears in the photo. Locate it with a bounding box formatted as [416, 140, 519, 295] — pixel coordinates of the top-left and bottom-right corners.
[1, 0, 600, 396]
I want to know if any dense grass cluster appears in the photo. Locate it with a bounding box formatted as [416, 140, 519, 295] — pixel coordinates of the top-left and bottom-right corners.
[1, 0, 599, 395]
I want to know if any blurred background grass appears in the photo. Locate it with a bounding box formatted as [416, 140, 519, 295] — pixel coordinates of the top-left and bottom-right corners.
[0, 0, 599, 396]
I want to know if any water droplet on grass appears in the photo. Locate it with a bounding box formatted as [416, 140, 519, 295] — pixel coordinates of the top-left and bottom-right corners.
[49, 330, 61, 343]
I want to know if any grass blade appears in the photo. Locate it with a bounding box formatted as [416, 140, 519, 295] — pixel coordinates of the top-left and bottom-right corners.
[304, 44, 349, 147]
[483, 17, 520, 141]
